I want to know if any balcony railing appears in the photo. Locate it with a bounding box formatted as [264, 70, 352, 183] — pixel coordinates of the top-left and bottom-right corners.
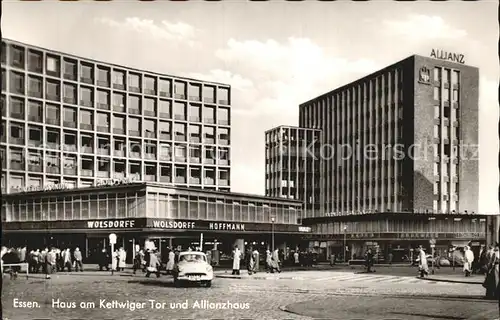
[175, 135, 186, 142]
[97, 148, 110, 155]
[129, 130, 141, 137]
[175, 157, 186, 163]
[174, 114, 186, 121]
[63, 144, 77, 152]
[159, 91, 171, 98]
[145, 132, 156, 138]
[219, 99, 229, 105]
[97, 103, 110, 110]
[81, 169, 94, 177]
[28, 115, 42, 122]
[80, 123, 93, 131]
[159, 112, 171, 119]
[46, 94, 60, 102]
[10, 112, 24, 120]
[28, 139, 42, 147]
[129, 87, 141, 93]
[159, 155, 171, 161]
[9, 137, 24, 145]
[63, 97, 76, 104]
[189, 96, 201, 102]
[97, 80, 109, 87]
[159, 133, 171, 141]
[97, 126, 109, 133]
[129, 173, 141, 180]
[113, 105, 125, 113]
[175, 93, 185, 100]
[28, 164, 42, 172]
[218, 119, 230, 126]
[144, 89, 156, 95]
[64, 73, 76, 81]
[144, 110, 156, 117]
[129, 152, 141, 158]
[64, 167, 77, 175]
[204, 138, 215, 144]
[219, 139, 229, 146]
[113, 171, 125, 179]
[189, 178, 201, 184]
[204, 178, 215, 185]
[219, 159, 229, 165]
[79, 75, 93, 84]
[63, 121, 77, 128]
[190, 157, 201, 163]
[113, 83, 125, 90]
[160, 176, 171, 183]
[47, 166, 60, 174]
[189, 116, 201, 122]
[204, 98, 215, 104]
[189, 137, 201, 143]
[204, 158, 215, 165]
[175, 177, 186, 184]
[113, 128, 125, 135]
[145, 153, 156, 160]
[81, 146, 93, 154]
[46, 118, 60, 126]
[10, 162, 25, 170]
[204, 118, 215, 124]
[145, 175, 156, 182]
[97, 171, 110, 178]
[80, 100, 94, 108]
[113, 150, 125, 157]
[219, 180, 229, 186]
[128, 108, 141, 115]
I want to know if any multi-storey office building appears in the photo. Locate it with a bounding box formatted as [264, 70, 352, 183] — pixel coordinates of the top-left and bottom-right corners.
[1, 38, 232, 193]
[265, 125, 322, 219]
[0, 39, 310, 261]
[299, 54, 479, 216]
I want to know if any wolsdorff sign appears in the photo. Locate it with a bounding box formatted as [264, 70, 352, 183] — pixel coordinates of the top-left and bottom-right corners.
[3, 218, 307, 233]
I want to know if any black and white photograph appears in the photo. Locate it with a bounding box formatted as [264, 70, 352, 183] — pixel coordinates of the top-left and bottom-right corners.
[0, 1, 499, 319]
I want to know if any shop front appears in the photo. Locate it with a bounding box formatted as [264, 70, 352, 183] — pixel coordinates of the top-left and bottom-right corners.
[3, 217, 311, 264]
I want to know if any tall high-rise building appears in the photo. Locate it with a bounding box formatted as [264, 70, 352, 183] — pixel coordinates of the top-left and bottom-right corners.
[300, 54, 479, 215]
[1, 38, 232, 193]
[267, 54, 479, 217]
[265, 125, 321, 218]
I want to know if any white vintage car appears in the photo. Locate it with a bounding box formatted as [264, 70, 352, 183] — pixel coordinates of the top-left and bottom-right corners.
[172, 251, 213, 287]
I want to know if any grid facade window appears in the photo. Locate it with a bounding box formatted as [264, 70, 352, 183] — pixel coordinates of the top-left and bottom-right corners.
[1, 39, 233, 193]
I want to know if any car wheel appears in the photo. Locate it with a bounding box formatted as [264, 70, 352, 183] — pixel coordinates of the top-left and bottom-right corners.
[205, 281, 212, 288]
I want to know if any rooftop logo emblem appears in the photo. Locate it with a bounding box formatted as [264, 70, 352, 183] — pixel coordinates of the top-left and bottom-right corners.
[418, 66, 431, 85]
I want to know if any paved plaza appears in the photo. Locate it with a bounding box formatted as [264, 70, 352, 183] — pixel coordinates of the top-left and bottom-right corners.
[2, 269, 498, 320]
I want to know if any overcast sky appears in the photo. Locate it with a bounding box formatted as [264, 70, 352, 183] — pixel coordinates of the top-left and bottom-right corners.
[2, 1, 498, 213]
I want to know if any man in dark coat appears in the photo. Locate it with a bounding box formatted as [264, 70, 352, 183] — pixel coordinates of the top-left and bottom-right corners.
[99, 249, 110, 271]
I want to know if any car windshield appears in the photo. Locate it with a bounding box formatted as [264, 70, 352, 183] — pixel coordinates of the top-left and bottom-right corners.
[180, 254, 206, 262]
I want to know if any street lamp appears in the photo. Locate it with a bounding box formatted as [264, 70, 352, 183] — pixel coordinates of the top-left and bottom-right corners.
[343, 225, 347, 263]
[271, 217, 275, 252]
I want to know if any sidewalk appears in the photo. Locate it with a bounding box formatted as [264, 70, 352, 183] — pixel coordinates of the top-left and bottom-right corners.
[423, 273, 484, 285]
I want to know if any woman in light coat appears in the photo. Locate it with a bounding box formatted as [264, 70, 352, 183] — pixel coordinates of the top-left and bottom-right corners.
[232, 246, 241, 275]
[165, 249, 175, 274]
[118, 248, 126, 271]
[266, 250, 272, 272]
[111, 249, 118, 271]
[463, 246, 474, 277]
[270, 249, 281, 273]
[417, 246, 429, 278]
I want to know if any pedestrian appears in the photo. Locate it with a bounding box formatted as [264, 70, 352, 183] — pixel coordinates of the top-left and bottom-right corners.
[266, 249, 272, 272]
[111, 249, 118, 273]
[293, 251, 300, 266]
[2, 248, 21, 279]
[98, 249, 110, 271]
[252, 248, 260, 274]
[118, 247, 127, 271]
[330, 253, 336, 266]
[146, 250, 161, 278]
[45, 248, 56, 279]
[166, 248, 175, 275]
[417, 245, 429, 277]
[483, 243, 500, 300]
[270, 249, 281, 273]
[246, 248, 254, 275]
[133, 249, 144, 274]
[463, 246, 474, 277]
[232, 246, 242, 275]
[388, 252, 394, 265]
[63, 248, 72, 272]
[365, 249, 375, 273]
[73, 247, 83, 272]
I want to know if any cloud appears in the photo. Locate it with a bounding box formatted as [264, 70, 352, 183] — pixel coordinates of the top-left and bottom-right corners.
[383, 14, 467, 40]
[95, 17, 199, 46]
[193, 37, 380, 116]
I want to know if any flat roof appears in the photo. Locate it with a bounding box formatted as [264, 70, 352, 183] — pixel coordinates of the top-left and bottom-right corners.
[265, 125, 322, 134]
[299, 54, 478, 107]
[3, 182, 303, 205]
[3, 38, 231, 88]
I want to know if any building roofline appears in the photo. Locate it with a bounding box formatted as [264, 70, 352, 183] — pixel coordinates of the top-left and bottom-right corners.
[3, 38, 231, 88]
[264, 125, 322, 134]
[299, 53, 479, 106]
[3, 182, 304, 204]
